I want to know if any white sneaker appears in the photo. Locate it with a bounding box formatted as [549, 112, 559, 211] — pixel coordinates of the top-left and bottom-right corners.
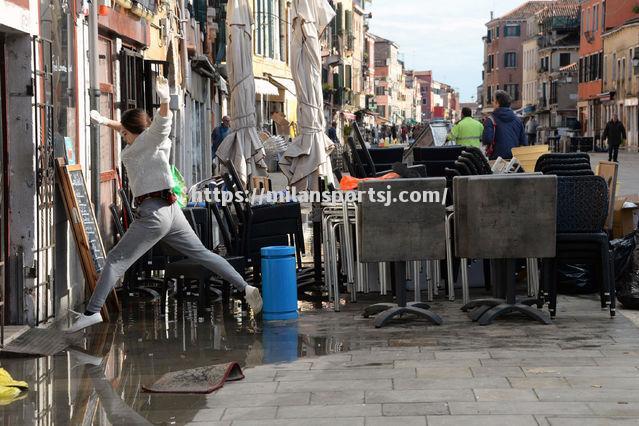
[245, 285, 263, 314]
[64, 312, 103, 333]
[68, 349, 104, 368]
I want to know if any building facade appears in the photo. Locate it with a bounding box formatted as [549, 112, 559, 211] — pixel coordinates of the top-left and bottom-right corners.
[534, 1, 580, 140]
[578, 0, 605, 140]
[602, 0, 639, 148]
[482, 1, 548, 113]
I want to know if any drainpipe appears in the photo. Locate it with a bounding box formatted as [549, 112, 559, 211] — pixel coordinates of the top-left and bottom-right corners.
[179, 0, 191, 93]
[88, 1, 101, 220]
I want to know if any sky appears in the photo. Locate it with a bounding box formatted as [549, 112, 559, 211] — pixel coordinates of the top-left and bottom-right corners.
[367, 0, 529, 102]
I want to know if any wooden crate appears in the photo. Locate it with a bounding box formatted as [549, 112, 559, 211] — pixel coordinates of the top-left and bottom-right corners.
[511, 145, 550, 173]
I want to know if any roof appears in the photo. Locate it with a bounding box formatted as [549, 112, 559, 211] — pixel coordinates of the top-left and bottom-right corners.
[368, 33, 399, 48]
[536, 1, 580, 21]
[491, 1, 551, 22]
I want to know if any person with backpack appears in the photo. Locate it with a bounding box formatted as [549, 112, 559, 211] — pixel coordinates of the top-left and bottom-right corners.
[482, 90, 527, 159]
[66, 76, 263, 333]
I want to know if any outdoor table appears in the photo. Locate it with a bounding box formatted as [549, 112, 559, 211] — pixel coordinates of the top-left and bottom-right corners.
[358, 178, 447, 328]
[453, 174, 557, 325]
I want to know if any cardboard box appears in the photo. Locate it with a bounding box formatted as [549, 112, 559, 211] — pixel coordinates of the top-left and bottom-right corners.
[613, 194, 639, 239]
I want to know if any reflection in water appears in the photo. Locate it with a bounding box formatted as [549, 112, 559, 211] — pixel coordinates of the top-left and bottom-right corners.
[262, 321, 299, 364]
[0, 296, 364, 425]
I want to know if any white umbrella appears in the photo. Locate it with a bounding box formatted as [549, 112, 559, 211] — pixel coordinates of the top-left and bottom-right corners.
[279, 0, 335, 190]
[216, 0, 267, 187]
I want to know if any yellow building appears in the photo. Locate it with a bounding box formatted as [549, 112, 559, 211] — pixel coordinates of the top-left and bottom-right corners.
[602, 21, 639, 148]
[250, 0, 297, 135]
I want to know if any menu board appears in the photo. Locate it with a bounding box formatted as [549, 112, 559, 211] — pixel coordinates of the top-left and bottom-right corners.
[56, 159, 119, 319]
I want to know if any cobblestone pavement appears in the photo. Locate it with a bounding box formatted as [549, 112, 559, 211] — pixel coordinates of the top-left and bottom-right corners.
[187, 295, 639, 426]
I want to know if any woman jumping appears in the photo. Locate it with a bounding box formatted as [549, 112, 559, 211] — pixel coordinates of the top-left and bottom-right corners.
[65, 76, 262, 333]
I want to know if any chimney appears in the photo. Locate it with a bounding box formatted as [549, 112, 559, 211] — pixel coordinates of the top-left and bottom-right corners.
[490, 11, 494, 20]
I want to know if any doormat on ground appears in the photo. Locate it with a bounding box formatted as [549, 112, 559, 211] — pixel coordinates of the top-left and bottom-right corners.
[142, 362, 244, 394]
[0, 328, 73, 357]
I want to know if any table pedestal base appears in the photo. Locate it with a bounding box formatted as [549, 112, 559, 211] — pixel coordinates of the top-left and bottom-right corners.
[374, 306, 443, 328]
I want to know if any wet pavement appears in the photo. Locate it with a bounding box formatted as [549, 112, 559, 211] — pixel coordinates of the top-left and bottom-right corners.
[1, 290, 639, 425]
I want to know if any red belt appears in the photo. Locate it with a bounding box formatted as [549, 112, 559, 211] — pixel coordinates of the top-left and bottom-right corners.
[135, 189, 177, 206]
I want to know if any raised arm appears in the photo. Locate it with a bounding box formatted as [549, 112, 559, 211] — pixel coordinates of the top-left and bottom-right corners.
[90, 110, 122, 132]
[156, 76, 170, 118]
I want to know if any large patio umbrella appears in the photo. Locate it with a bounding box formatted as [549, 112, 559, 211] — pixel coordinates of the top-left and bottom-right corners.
[279, 0, 336, 190]
[216, 0, 267, 186]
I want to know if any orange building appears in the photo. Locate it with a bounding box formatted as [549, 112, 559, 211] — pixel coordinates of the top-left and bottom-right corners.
[578, 0, 605, 141]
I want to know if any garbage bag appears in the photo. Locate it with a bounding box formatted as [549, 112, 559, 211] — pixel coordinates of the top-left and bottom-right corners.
[557, 263, 598, 294]
[611, 234, 637, 282]
[171, 165, 188, 208]
[615, 233, 639, 309]
[0, 368, 28, 406]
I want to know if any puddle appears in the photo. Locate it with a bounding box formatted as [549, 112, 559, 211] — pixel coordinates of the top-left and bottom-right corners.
[0, 296, 377, 424]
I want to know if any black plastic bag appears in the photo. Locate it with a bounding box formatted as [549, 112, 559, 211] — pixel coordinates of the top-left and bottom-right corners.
[611, 234, 637, 281]
[557, 263, 597, 294]
[615, 233, 639, 309]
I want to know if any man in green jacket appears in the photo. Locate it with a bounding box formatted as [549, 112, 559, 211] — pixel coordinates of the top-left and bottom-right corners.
[447, 107, 484, 147]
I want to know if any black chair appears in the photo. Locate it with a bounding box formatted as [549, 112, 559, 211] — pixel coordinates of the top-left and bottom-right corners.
[413, 146, 464, 177]
[358, 147, 405, 174]
[457, 156, 479, 175]
[453, 160, 473, 176]
[461, 148, 492, 175]
[347, 136, 383, 178]
[535, 153, 591, 172]
[546, 176, 616, 318]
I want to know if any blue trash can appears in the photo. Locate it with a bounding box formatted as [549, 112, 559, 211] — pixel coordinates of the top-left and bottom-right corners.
[261, 246, 298, 321]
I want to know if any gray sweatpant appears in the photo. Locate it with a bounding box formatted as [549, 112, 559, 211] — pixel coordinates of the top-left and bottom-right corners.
[87, 198, 247, 313]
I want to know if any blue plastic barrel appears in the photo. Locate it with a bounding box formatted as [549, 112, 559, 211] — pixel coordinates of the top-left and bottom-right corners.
[261, 246, 298, 321]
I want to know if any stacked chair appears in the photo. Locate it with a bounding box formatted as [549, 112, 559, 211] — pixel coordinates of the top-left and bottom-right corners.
[535, 153, 593, 176]
[538, 171, 616, 318]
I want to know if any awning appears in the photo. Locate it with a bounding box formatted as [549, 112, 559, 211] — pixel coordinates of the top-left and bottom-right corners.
[218, 76, 228, 94]
[255, 78, 280, 96]
[269, 76, 297, 96]
[191, 55, 217, 79]
[598, 91, 615, 102]
[341, 111, 356, 120]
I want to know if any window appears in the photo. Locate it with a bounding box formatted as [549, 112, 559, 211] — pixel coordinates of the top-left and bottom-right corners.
[487, 29, 492, 43]
[255, 0, 282, 60]
[560, 53, 571, 67]
[504, 24, 521, 37]
[503, 84, 519, 101]
[612, 53, 617, 80]
[496, 26, 500, 38]
[487, 54, 494, 71]
[487, 86, 493, 104]
[375, 86, 385, 95]
[504, 52, 517, 68]
[594, 5, 599, 32]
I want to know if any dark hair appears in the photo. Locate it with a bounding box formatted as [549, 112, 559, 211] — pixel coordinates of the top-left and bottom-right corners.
[462, 107, 472, 117]
[495, 90, 512, 108]
[121, 109, 151, 134]
[331, 121, 337, 127]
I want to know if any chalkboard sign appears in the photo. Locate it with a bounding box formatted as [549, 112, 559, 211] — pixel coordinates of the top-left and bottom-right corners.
[56, 159, 119, 319]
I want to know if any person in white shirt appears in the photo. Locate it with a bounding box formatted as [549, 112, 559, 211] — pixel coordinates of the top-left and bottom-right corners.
[65, 77, 262, 333]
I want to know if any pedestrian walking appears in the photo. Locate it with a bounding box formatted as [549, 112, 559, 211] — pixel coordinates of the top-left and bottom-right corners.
[212, 115, 231, 158]
[482, 90, 527, 159]
[447, 107, 484, 148]
[603, 114, 626, 163]
[67, 77, 262, 333]
[525, 116, 538, 146]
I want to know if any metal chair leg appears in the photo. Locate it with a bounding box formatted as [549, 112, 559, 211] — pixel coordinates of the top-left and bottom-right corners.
[461, 257, 470, 306]
[445, 212, 455, 301]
